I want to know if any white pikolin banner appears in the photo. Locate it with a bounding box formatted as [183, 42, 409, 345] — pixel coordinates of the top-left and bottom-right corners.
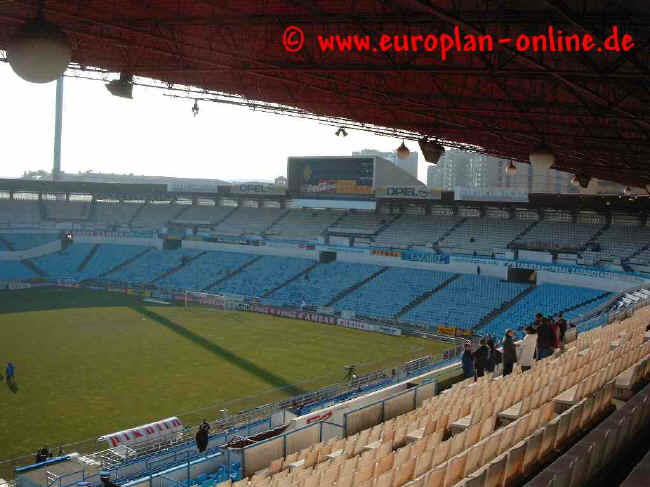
[99, 417, 183, 448]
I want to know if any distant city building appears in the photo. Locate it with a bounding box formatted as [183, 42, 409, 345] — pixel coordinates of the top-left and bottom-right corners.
[426, 149, 578, 194]
[353, 149, 418, 179]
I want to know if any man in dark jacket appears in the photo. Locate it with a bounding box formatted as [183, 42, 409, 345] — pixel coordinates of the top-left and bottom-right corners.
[556, 313, 568, 343]
[502, 329, 517, 376]
[473, 338, 490, 377]
[536, 318, 556, 359]
[195, 422, 209, 453]
[486, 338, 501, 374]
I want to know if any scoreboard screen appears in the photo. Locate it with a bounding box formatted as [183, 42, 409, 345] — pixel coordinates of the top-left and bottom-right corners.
[288, 157, 374, 195]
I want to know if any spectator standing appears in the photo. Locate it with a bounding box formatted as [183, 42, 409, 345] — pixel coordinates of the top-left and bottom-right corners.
[502, 329, 517, 376]
[519, 326, 537, 372]
[6, 362, 15, 386]
[536, 318, 555, 359]
[473, 338, 490, 378]
[462, 343, 474, 379]
[100, 471, 121, 487]
[556, 312, 568, 343]
[486, 338, 501, 375]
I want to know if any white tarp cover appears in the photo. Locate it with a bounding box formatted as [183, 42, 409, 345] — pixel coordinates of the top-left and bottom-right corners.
[99, 417, 183, 447]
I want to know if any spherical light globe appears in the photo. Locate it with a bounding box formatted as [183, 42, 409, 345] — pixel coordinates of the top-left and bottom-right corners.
[7, 19, 72, 83]
[529, 144, 555, 170]
[396, 141, 410, 160]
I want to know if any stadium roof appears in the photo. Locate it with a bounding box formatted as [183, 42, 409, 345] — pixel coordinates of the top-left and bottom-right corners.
[0, 1, 648, 187]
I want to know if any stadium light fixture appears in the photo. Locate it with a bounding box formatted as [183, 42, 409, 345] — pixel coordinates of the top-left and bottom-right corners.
[192, 99, 199, 117]
[396, 140, 410, 159]
[106, 73, 134, 99]
[335, 127, 347, 137]
[6, 16, 72, 83]
[505, 161, 517, 176]
[529, 142, 555, 170]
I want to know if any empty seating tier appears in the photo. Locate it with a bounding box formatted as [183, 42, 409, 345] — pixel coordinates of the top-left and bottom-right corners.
[157, 251, 260, 292]
[30, 244, 98, 280]
[265, 261, 383, 308]
[438, 218, 529, 256]
[214, 208, 286, 236]
[266, 210, 343, 241]
[105, 248, 202, 285]
[334, 267, 455, 320]
[210, 256, 314, 297]
[513, 222, 604, 250]
[375, 215, 463, 248]
[93, 202, 143, 226]
[402, 275, 530, 330]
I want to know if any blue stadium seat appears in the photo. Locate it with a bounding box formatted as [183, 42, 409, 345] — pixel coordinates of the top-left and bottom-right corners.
[265, 261, 382, 307]
[0, 260, 38, 280]
[106, 248, 201, 285]
[482, 283, 608, 338]
[210, 255, 313, 297]
[334, 267, 454, 319]
[157, 251, 257, 291]
[31, 244, 97, 280]
[78, 244, 148, 280]
[402, 275, 529, 329]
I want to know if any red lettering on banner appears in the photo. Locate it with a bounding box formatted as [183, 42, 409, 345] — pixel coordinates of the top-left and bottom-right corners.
[133, 430, 143, 438]
[306, 411, 333, 424]
[145, 426, 155, 434]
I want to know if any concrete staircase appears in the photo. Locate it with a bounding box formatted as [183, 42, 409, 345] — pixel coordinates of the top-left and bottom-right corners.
[99, 247, 152, 278]
[0, 235, 14, 251]
[152, 251, 207, 283]
[510, 220, 540, 246]
[326, 267, 389, 307]
[263, 209, 291, 235]
[394, 274, 461, 319]
[262, 262, 320, 298]
[127, 203, 146, 226]
[201, 255, 263, 292]
[172, 205, 192, 222]
[22, 259, 47, 277]
[77, 244, 100, 272]
[475, 284, 536, 330]
[434, 218, 467, 246]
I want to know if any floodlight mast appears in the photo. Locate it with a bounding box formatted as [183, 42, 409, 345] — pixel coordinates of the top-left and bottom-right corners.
[53, 75, 63, 182]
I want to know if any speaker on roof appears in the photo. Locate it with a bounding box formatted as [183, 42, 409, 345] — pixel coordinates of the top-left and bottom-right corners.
[418, 139, 445, 165]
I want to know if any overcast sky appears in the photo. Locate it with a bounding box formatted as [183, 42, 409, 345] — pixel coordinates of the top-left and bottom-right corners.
[0, 63, 431, 183]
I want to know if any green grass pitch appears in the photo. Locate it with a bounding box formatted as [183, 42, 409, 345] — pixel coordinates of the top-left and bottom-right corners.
[0, 288, 451, 461]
